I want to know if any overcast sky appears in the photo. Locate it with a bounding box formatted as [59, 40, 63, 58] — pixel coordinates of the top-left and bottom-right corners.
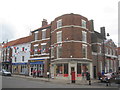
[0, 0, 119, 46]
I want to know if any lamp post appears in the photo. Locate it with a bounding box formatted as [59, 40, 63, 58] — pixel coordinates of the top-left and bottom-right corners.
[102, 33, 110, 73]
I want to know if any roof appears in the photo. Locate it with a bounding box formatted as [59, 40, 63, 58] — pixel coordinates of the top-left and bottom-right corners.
[3, 36, 32, 48]
[31, 24, 51, 33]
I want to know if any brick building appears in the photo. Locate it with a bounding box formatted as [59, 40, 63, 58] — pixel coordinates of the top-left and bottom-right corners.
[30, 19, 51, 77]
[91, 26, 118, 78]
[30, 13, 93, 80]
[50, 13, 93, 80]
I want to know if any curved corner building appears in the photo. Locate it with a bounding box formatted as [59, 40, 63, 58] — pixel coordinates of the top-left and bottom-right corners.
[50, 13, 93, 80]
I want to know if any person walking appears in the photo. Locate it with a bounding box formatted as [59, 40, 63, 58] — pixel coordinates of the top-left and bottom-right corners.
[98, 72, 101, 80]
[32, 69, 37, 78]
[86, 71, 91, 85]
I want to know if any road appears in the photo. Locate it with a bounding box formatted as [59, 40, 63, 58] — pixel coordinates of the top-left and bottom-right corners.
[1, 76, 120, 89]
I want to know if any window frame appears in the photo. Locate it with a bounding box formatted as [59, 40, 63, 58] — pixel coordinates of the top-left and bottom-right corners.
[82, 44, 87, 58]
[57, 31, 62, 43]
[42, 29, 46, 40]
[82, 31, 87, 43]
[57, 19, 62, 29]
[34, 31, 38, 41]
[82, 19, 87, 28]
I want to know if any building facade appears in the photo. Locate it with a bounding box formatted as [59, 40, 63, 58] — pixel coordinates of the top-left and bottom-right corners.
[91, 27, 118, 78]
[50, 13, 93, 80]
[12, 36, 32, 75]
[30, 19, 51, 77]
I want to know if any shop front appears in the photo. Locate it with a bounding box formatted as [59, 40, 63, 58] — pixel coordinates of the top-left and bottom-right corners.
[12, 63, 28, 75]
[51, 60, 93, 81]
[28, 59, 45, 77]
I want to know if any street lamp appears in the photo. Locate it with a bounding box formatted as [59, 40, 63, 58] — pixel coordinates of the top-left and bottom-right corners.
[102, 33, 110, 73]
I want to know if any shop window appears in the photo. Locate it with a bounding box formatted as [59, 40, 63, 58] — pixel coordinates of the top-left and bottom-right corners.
[82, 64, 89, 72]
[64, 64, 68, 74]
[56, 64, 63, 74]
[77, 63, 81, 74]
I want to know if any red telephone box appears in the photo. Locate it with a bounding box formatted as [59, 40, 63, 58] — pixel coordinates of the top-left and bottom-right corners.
[71, 71, 75, 83]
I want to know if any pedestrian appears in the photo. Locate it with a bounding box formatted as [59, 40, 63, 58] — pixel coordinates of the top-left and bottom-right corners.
[97, 72, 101, 80]
[105, 73, 111, 86]
[82, 70, 85, 80]
[86, 71, 91, 85]
[102, 70, 105, 76]
[32, 69, 36, 78]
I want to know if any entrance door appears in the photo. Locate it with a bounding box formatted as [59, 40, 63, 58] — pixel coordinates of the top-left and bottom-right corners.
[93, 66, 96, 79]
[71, 67, 75, 72]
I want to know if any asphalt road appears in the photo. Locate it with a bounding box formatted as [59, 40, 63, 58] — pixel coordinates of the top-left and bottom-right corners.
[1, 76, 120, 89]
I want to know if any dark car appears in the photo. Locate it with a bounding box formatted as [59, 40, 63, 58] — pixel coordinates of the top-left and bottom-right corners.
[114, 75, 120, 84]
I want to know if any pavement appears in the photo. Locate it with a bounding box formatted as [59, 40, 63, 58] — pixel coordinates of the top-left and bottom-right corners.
[12, 74, 100, 85]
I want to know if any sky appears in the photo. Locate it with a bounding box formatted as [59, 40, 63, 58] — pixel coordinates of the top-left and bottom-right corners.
[0, 0, 119, 46]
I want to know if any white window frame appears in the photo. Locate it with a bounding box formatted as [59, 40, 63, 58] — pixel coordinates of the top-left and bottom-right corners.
[34, 31, 38, 41]
[42, 29, 46, 40]
[57, 19, 62, 29]
[82, 44, 87, 58]
[82, 19, 87, 28]
[22, 56, 24, 62]
[41, 43, 46, 54]
[34, 44, 39, 55]
[57, 44, 62, 58]
[51, 47, 54, 57]
[57, 31, 62, 43]
[82, 31, 87, 43]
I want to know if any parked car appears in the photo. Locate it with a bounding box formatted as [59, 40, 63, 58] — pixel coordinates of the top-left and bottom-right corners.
[114, 75, 120, 84]
[0, 69, 11, 76]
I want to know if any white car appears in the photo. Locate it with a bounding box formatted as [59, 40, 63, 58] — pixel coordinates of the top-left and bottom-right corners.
[0, 69, 11, 76]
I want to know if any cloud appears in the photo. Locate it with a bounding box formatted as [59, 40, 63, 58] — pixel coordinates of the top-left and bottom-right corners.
[0, 23, 15, 43]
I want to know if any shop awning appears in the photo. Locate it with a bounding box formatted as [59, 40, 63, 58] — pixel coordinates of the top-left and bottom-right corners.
[12, 63, 27, 65]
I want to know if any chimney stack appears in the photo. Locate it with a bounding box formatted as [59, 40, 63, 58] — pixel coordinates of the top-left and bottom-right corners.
[100, 27, 106, 39]
[42, 19, 48, 27]
[89, 20, 94, 31]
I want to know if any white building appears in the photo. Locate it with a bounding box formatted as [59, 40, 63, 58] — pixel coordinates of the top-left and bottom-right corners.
[11, 36, 32, 75]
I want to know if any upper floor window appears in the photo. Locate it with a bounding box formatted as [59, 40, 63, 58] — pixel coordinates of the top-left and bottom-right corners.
[41, 43, 46, 54]
[34, 44, 39, 55]
[57, 19, 62, 29]
[42, 29, 46, 40]
[51, 47, 54, 57]
[15, 57, 17, 62]
[34, 31, 38, 41]
[99, 46, 101, 53]
[82, 44, 87, 58]
[105, 47, 108, 54]
[57, 31, 62, 43]
[82, 20, 87, 28]
[22, 56, 24, 62]
[82, 31, 87, 42]
[57, 44, 62, 58]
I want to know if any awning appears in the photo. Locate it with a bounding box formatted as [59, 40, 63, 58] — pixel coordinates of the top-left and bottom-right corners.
[12, 63, 27, 65]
